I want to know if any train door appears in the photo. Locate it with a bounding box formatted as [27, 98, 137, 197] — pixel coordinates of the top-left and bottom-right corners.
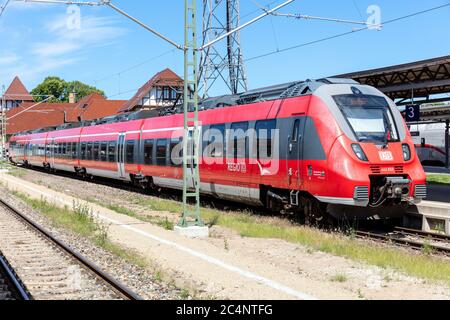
[287, 118, 305, 191]
[117, 133, 126, 179]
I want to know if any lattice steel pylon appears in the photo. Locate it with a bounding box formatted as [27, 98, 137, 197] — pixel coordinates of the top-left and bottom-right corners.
[180, 0, 203, 227]
[199, 0, 248, 97]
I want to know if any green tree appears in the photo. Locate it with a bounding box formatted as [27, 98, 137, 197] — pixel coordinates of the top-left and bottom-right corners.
[31, 76, 105, 102]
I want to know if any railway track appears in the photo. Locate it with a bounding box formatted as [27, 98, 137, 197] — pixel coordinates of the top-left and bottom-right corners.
[356, 227, 450, 255]
[0, 251, 30, 300]
[0, 198, 142, 300]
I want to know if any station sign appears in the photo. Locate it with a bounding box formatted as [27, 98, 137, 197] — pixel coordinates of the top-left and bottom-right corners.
[405, 104, 420, 122]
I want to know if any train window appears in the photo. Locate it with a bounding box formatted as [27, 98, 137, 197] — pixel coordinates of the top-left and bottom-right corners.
[81, 142, 86, 160]
[67, 143, 71, 158]
[87, 142, 93, 160]
[93, 142, 100, 160]
[144, 139, 154, 165]
[208, 124, 225, 158]
[170, 138, 182, 167]
[156, 139, 168, 166]
[255, 119, 276, 158]
[100, 142, 107, 162]
[126, 140, 135, 164]
[107, 141, 116, 162]
[229, 122, 248, 158]
[72, 143, 78, 159]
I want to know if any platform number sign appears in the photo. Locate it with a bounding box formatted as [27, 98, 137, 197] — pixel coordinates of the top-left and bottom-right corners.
[405, 104, 420, 122]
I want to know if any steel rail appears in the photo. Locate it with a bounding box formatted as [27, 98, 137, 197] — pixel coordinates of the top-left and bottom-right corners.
[0, 251, 31, 300]
[394, 226, 450, 241]
[0, 198, 143, 300]
[356, 230, 450, 255]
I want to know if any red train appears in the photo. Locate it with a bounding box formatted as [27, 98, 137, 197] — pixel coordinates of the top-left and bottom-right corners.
[8, 78, 427, 222]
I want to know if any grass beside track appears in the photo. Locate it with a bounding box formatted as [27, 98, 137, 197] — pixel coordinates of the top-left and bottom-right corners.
[5, 169, 450, 286]
[427, 173, 450, 185]
[12, 191, 148, 268]
[106, 196, 450, 286]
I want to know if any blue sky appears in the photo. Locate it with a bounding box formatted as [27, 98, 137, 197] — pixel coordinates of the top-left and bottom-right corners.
[1, 0, 449, 99]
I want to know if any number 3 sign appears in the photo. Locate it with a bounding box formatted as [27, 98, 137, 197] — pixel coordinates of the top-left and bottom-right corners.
[405, 104, 420, 122]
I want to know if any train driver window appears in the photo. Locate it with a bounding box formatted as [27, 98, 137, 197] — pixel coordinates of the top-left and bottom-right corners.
[108, 141, 116, 162]
[126, 140, 135, 164]
[100, 142, 107, 162]
[144, 139, 154, 165]
[156, 139, 168, 166]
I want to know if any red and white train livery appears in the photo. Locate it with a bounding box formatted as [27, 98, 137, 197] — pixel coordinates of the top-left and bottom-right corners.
[9, 78, 427, 221]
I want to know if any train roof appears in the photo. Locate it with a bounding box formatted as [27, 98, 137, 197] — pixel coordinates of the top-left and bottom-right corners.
[12, 78, 358, 137]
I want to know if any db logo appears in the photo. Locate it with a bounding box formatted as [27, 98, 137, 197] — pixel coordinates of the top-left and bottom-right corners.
[379, 151, 393, 161]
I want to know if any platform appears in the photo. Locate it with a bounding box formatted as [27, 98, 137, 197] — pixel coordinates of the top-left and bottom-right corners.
[405, 201, 450, 235]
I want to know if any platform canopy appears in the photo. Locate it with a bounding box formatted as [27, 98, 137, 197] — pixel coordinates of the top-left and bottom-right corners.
[335, 55, 450, 106]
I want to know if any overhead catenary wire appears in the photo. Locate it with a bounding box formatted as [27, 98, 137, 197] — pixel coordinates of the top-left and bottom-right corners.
[0, 0, 11, 18]
[245, 2, 450, 62]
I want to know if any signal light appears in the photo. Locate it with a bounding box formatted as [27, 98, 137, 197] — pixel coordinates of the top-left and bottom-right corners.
[402, 144, 411, 161]
[351, 144, 368, 161]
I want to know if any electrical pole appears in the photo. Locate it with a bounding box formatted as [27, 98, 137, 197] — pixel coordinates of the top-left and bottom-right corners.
[180, 0, 202, 227]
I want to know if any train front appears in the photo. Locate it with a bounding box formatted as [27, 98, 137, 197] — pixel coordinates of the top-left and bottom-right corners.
[312, 81, 427, 218]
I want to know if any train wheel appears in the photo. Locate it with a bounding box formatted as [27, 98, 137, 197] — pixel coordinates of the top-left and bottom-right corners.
[303, 198, 327, 227]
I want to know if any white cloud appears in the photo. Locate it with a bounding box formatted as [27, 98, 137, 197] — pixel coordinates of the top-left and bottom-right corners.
[32, 15, 126, 59]
[0, 52, 20, 65]
[1, 12, 127, 86]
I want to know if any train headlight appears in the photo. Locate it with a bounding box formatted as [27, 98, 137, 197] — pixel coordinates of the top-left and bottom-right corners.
[402, 144, 411, 161]
[351, 144, 368, 161]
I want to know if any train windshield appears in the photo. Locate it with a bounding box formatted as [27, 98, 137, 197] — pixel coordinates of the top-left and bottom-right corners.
[333, 94, 399, 144]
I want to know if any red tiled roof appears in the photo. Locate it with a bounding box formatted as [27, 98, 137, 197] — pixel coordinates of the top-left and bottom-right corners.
[75, 92, 105, 109]
[120, 68, 183, 113]
[6, 92, 125, 135]
[80, 99, 127, 121]
[6, 102, 77, 135]
[4, 76, 33, 101]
